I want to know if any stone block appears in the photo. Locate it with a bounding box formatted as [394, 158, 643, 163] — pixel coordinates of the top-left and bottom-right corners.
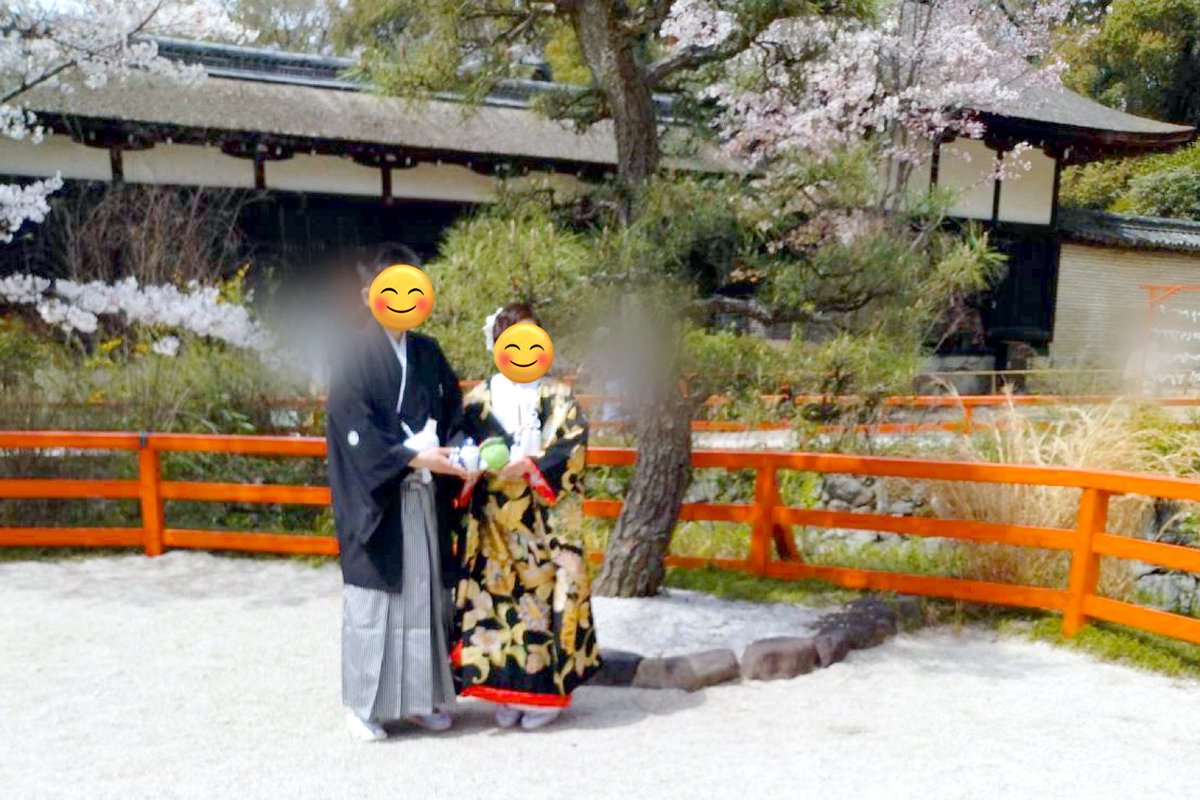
[814, 629, 851, 667]
[633, 648, 741, 692]
[843, 618, 886, 650]
[823, 474, 866, 505]
[589, 649, 643, 687]
[847, 597, 893, 620]
[740, 637, 818, 681]
[819, 614, 889, 651]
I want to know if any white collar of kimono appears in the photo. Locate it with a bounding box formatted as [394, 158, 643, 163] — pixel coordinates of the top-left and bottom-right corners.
[386, 331, 408, 417]
[388, 331, 437, 483]
[488, 372, 541, 436]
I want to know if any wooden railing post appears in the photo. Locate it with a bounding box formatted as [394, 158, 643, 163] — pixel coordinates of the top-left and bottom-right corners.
[137, 434, 165, 557]
[748, 465, 779, 576]
[1063, 486, 1110, 637]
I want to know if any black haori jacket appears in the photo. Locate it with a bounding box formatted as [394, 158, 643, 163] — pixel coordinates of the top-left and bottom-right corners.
[325, 325, 464, 591]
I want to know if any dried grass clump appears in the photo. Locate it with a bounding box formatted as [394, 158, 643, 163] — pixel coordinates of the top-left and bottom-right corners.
[928, 400, 1200, 598]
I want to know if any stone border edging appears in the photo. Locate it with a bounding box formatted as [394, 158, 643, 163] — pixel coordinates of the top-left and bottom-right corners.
[589, 595, 925, 692]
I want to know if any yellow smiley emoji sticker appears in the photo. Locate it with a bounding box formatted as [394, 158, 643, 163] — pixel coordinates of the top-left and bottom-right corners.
[368, 264, 434, 330]
[494, 322, 553, 383]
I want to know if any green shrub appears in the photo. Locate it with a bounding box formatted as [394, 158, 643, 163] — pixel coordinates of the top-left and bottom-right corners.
[0, 317, 47, 390]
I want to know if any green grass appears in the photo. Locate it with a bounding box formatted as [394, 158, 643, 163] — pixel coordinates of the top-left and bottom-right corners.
[801, 535, 966, 576]
[0, 546, 336, 568]
[0, 546, 140, 563]
[1012, 617, 1200, 681]
[664, 565, 858, 606]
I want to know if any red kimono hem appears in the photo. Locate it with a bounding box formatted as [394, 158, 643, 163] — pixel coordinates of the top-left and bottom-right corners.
[461, 685, 572, 708]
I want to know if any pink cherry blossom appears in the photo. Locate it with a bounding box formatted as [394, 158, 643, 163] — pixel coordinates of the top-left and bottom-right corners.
[679, 1, 1067, 167]
[1, 1, 247, 242]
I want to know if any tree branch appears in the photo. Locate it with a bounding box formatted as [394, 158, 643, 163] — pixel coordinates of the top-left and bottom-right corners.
[646, 0, 824, 87]
[647, 28, 755, 87]
[3, 1, 166, 106]
[535, 84, 609, 127]
[693, 294, 812, 325]
[2, 61, 74, 105]
[620, 0, 676, 36]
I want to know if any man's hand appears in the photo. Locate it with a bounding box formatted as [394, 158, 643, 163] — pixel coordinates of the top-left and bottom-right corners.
[409, 447, 468, 478]
[496, 457, 532, 483]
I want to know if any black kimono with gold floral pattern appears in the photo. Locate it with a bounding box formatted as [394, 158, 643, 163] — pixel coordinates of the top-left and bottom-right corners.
[451, 378, 601, 707]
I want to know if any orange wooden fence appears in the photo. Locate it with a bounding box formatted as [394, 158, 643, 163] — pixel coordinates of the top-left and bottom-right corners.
[15, 392, 1200, 436]
[3, 430, 1200, 645]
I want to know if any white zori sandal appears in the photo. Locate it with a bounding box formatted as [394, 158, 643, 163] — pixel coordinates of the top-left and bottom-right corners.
[405, 710, 453, 732]
[346, 711, 388, 742]
[518, 708, 562, 731]
[495, 705, 523, 729]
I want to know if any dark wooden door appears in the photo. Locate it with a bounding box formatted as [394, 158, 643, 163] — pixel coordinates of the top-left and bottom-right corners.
[982, 227, 1060, 345]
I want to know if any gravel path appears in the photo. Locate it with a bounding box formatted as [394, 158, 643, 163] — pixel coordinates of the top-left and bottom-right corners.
[2, 553, 1199, 799]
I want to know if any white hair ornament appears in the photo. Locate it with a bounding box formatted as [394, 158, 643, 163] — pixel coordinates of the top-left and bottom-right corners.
[483, 306, 504, 352]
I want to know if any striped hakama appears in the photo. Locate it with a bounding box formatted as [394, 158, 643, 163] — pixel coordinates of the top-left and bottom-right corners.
[342, 476, 456, 722]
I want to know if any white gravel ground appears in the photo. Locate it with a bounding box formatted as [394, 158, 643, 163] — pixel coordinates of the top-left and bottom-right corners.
[3, 553, 1200, 800]
[592, 589, 825, 657]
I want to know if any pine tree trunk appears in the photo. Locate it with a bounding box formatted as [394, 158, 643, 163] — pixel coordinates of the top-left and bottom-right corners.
[570, 1, 687, 597]
[569, 0, 660, 189]
[595, 390, 693, 596]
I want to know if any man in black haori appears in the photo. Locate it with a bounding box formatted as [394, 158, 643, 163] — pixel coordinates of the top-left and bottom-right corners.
[325, 261, 467, 742]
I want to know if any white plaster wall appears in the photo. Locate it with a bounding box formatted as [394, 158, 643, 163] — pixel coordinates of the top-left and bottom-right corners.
[124, 143, 255, 189]
[0, 134, 110, 181]
[1052, 243, 1200, 366]
[938, 138, 997, 221]
[267, 153, 382, 197]
[389, 162, 496, 203]
[997, 148, 1056, 226]
[0, 134, 584, 204]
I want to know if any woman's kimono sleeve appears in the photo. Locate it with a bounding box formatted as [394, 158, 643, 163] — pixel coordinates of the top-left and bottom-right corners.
[528, 387, 588, 507]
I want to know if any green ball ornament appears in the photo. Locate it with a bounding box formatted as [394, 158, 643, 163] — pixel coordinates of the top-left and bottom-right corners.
[479, 437, 510, 471]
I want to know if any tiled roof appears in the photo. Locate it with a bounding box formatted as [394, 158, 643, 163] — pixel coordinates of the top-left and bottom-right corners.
[150, 37, 679, 117]
[979, 83, 1193, 138]
[21, 37, 720, 173]
[1057, 208, 1200, 253]
[19, 37, 1194, 171]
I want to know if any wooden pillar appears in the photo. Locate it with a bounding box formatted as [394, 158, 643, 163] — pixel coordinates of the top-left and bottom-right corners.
[137, 439, 165, 557]
[749, 466, 780, 575]
[990, 149, 1004, 224]
[381, 164, 393, 205]
[109, 146, 124, 184]
[1063, 487, 1110, 636]
[1049, 151, 1063, 229]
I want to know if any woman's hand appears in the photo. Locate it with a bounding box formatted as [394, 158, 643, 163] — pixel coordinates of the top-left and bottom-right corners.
[496, 457, 533, 483]
[409, 447, 468, 478]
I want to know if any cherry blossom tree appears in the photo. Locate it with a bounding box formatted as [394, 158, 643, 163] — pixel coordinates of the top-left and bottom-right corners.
[0, 1, 245, 242]
[691, 0, 1068, 182]
[0, 272, 278, 357]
